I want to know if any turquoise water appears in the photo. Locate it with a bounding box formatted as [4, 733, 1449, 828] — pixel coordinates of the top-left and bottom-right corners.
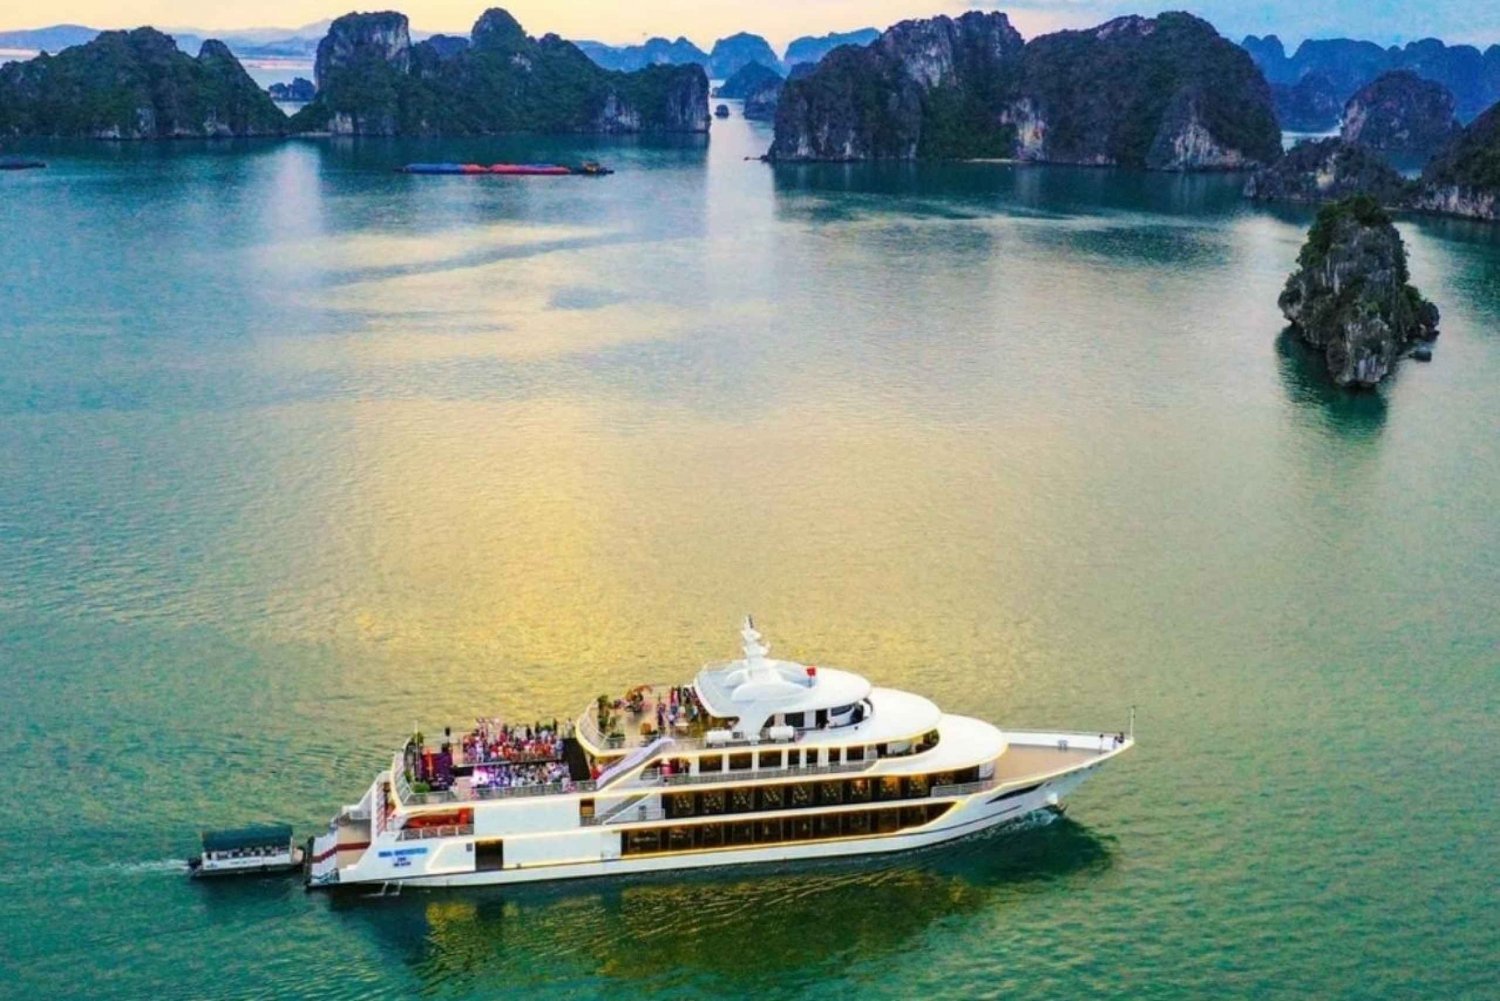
[1, 113, 1497, 999]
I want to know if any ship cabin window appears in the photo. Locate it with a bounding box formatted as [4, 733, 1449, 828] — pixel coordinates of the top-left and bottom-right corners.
[847, 779, 871, 803]
[758, 750, 783, 769]
[803, 748, 820, 766]
[699, 790, 725, 815]
[886, 740, 913, 757]
[699, 754, 723, 773]
[617, 805, 952, 856]
[579, 798, 596, 820]
[814, 709, 828, 728]
[876, 777, 903, 801]
[665, 792, 696, 819]
[785, 749, 801, 767]
[728, 752, 753, 772]
[829, 747, 842, 765]
[758, 785, 784, 810]
[916, 730, 940, 753]
[818, 781, 843, 806]
[789, 783, 814, 808]
[785, 711, 806, 728]
[828, 703, 856, 726]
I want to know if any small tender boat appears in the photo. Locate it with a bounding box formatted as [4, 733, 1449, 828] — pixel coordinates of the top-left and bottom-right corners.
[397, 161, 613, 176]
[189, 823, 304, 877]
[0, 156, 47, 171]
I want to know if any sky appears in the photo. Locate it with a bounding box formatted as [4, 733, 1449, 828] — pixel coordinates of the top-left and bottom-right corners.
[2, 0, 1495, 49]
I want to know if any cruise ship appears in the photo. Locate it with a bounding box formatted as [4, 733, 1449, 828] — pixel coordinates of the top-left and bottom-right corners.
[306, 620, 1133, 889]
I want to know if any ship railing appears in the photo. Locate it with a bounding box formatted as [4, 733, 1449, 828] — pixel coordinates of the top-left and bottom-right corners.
[657, 759, 875, 787]
[930, 778, 1000, 798]
[471, 780, 597, 801]
[582, 803, 665, 827]
[395, 823, 475, 841]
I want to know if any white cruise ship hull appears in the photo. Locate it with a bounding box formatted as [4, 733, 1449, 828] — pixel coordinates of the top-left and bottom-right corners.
[310, 730, 1129, 891]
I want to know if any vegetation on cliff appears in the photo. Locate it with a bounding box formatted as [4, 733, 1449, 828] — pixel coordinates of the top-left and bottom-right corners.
[0, 28, 287, 138]
[290, 8, 708, 136]
[1279, 196, 1439, 387]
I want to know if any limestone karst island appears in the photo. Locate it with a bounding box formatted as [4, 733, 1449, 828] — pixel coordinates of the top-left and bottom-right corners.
[2, 2, 1497, 999]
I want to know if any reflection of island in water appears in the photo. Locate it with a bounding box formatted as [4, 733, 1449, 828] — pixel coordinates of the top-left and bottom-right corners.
[1275, 327, 1388, 434]
[331, 816, 1112, 994]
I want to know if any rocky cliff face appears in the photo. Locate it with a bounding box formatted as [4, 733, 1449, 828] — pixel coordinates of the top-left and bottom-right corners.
[1414, 100, 1500, 221]
[0, 27, 287, 138]
[291, 7, 708, 136]
[313, 10, 409, 91]
[1279, 196, 1439, 387]
[768, 12, 1025, 161]
[1341, 71, 1459, 153]
[1271, 72, 1344, 131]
[1245, 138, 1413, 205]
[768, 11, 1279, 169]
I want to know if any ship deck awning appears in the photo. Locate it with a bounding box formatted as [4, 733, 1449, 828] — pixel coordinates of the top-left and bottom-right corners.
[202, 824, 294, 852]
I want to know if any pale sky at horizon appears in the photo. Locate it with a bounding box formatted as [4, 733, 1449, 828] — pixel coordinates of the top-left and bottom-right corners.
[1, 1, 1494, 50]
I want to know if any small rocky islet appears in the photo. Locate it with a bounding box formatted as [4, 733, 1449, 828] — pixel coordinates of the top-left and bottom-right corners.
[1279, 196, 1439, 388]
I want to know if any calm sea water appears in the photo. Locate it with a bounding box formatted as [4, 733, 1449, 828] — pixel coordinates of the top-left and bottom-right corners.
[1, 111, 1497, 1000]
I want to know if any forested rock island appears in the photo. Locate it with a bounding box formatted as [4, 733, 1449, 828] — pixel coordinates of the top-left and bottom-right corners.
[0, 7, 708, 138]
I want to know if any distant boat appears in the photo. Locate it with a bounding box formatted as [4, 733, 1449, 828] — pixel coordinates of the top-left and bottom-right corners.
[397, 161, 613, 176]
[714, 104, 730, 118]
[0, 156, 46, 170]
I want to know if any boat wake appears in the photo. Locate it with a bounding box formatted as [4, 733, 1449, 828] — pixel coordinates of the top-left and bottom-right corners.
[0, 858, 188, 886]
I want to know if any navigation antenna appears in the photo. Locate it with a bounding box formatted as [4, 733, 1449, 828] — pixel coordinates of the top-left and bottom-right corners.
[741, 615, 770, 663]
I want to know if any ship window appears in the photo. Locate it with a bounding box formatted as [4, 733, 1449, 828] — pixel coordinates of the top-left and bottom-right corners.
[905, 775, 929, 798]
[804, 748, 821, 766]
[755, 819, 782, 843]
[815, 709, 828, 728]
[786, 712, 805, 728]
[729, 821, 755, 845]
[700, 754, 723, 773]
[668, 827, 694, 851]
[846, 779, 870, 803]
[699, 823, 723, 848]
[790, 816, 814, 840]
[699, 790, 725, 815]
[728, 752, 753, 772]
[579, 798, 596, 820]
[730, 788, 755, 814]
[829, 747, 842, 765]
[758, 750, 783, 769]
[847, 746, 866, 762]
[845, 811, 871, 835]
[789, 783, 813, 809]
[902, 806, 927, 828]
[955, 766, 980, 785]
[786, 749, 801, 767]
[876, 777, 902, 801]
[817, 781, 843, 806]
[666, 792, 696, 818]
[933, 772, 955, 789]
[875, 743, 888, 758]
[758, 785, 784, 811]
[816, 813, 841, 838]
[875, 809, 900, 834]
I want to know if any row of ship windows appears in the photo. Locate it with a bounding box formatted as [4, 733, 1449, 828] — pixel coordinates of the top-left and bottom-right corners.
[672, 730, 942, 775]
[659, 767, 984, 819]
[620, 803, 953, 856]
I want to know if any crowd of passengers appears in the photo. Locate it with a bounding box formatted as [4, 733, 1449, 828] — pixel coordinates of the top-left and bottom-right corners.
[609, 684, 707, 734]
[471, 760, 574, 791]
[461, 718, 564, 765]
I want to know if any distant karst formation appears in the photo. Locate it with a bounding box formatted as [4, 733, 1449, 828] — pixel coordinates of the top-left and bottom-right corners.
[572, 36, 709, 73]
[0, 27, 287, 138]
[768, 12, 1281, 170]
[1279, 196, 1438, 387]
[707, 32, 784, 79]
[782, 29, 879, 68]
[1242, 34, 1500, 129]
[289, 8, 708, 136]
[1245, 103, 1500, 222]
[1245, 138, 1412, 206]
[1340, 71, 1460, 154]
[713, 61, 783, 120]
